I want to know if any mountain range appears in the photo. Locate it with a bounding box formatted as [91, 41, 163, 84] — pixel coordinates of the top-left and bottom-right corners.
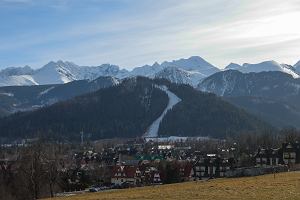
[2, 56, 299, 88]
[0, 61, 126, 86]
[198, 70, 300, 128]
[0, 57, 219, 87]
[1, 56, 300, 141]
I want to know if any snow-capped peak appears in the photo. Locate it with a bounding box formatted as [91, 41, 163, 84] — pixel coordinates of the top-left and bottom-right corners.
[224, 63, 242, 70]
[0, 60, 130, 86]
[229, 60, 299, 78]
[40, 60, 79, 71]
[242, 60, 281, 71]
[130, 63, 163, 78]
[33, 60, 81, 85]
[0, 65, 34, 76]
[0, 65, 36, 86]
[130, 56, 219, 82]
[160, 56, 219, 75]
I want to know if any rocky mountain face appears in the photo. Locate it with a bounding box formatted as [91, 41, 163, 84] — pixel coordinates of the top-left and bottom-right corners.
[198, 70, 300, 128]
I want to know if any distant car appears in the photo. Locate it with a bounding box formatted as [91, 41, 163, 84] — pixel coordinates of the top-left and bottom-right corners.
[100, 186, 109, 190]
[89, 187, 100, 192]
[111, 184, 121, 189]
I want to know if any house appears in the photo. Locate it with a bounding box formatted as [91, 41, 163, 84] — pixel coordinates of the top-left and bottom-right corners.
[153, 171, 162, 184]
[158, 145, 174, 150]
[218, 159, 231, 177]
[193, 155, 231, 179]
[254, 143, 300, 168]
[255, 148, 283, 167]
[282, 142, 300, 165]
[111, 165, 141, 187]
[178, 162, 193, 181]
[139, 165, 162, 185]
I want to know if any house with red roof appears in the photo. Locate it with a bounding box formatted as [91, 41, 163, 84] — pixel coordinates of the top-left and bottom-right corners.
[111, 165, 142, 186]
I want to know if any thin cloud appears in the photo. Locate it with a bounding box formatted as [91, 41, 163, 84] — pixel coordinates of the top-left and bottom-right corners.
[1, 0, 300, 69]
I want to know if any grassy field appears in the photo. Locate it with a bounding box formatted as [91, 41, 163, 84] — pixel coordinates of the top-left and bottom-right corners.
[47, 172, 300, 200]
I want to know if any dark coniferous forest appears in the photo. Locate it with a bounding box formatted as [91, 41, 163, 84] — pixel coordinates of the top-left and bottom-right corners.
[158, 83, 271, 138]
[0, 77, 272, 141]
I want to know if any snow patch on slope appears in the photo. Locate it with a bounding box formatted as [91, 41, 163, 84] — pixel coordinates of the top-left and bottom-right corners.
[155, 67, 206, 87]
[33, 61, 79, 85]
[39, 86, 56, 96]
[0, 92, 14, 97]
[0, 75, 38, 86]
[143, 85, 181, 138]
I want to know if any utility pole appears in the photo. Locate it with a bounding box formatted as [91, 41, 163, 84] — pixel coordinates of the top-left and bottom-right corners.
[80, 130, 84, 146]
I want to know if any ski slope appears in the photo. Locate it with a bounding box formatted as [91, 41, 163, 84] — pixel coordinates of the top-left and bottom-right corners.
[143, 85, 181, 138]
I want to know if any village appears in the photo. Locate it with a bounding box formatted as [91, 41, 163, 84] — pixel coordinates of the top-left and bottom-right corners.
[69, 139, 300, 190]
[1, 134, 299, 198]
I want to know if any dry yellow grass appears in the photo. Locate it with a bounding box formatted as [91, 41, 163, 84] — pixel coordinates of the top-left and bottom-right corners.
[47, 172, 300, 200]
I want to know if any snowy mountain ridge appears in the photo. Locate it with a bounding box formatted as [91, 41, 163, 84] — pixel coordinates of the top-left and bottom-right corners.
[1, 57, 300, 87]
[225, 60, 300, 78]
[0, 56, 219, 87]
[0, 61, 127, 86]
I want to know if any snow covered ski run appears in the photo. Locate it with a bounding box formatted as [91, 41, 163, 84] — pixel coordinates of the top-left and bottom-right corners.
[143, 85, 181, 138]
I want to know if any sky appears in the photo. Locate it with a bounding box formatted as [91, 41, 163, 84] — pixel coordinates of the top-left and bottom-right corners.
[1, 0, 300, 70]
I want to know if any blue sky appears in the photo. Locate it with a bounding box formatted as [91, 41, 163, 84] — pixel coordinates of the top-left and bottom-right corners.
[1, 0, 300, 70]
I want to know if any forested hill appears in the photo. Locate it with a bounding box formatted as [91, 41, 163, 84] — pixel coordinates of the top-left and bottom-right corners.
[158, 83, 271, 138]
[0, 77, 168, 141]
[0, 77, 272, 141]
[0, 108, 8, 118]
[198, 70, 300, 128]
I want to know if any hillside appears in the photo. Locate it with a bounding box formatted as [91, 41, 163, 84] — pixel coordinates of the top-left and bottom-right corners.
[45, 172, 300, 200]
[198, 70, 300, 128]
[0, 108, 8, 118]
[0, 77, 168, 141]
[0, 76, 117, 115]
[225, 96, 300, 128]
[0, 77, 271, 141]
[158, 83, 269, 138]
